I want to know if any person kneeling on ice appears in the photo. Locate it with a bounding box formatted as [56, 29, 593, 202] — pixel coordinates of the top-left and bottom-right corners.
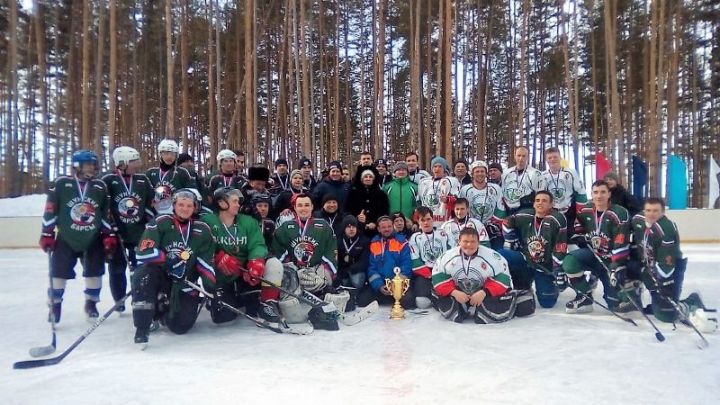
[200, 187, 284, 327]
[432, 227, 535, 323]
[624, 198, 717, 331]
[498, 191, 568, 309]
[131, 189, 216, 345]
[271, 193, 346, 330]
[562, 180, 630, 313]
[409, 207, 452, 309]
[357, 216, 418, 309]
[41, 149, 118, 323]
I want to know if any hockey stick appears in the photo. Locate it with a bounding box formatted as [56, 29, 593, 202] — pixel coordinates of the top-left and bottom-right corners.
[642, 265, 709, 349]
[535, 264, 637, 327]
[183, 280, 297, 335]
[14, 293, 130, 370]
[29, 252, 57, 358]
[587, 248, 665, 342]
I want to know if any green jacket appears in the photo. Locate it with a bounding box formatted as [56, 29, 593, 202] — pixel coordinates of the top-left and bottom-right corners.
[382, 176, 418, 219]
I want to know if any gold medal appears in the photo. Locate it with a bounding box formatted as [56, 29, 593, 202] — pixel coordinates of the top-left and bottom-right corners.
[156, 186, 165, 193]
[180, 250, 191, 261]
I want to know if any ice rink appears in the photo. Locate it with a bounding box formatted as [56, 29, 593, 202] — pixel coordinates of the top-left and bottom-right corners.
[1, 246, 718, 405]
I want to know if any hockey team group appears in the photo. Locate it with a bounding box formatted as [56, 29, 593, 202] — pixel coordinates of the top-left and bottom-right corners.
[37, 140, 717, 348]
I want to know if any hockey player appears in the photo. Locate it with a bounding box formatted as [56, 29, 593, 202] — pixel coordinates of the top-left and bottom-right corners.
[206, 150, 246, 205]
[459, 161, 504, 248]
[200, 187, 283, 326]
[432, 227, 535, 323]
[131, 189, 216, 345]
[624, 198, 716, 330]
[357, 216, 416, 309]
[562, 180, 630, 313]
[500, 191, 567, 308]
[146, 139, 195, 215]
[493, 146, 546, 222]
[409, 207, 452, 309]
[440, 198, 490, 248]
[542, 147, 587, 236]
[405, 152, 430, 184]
[271, 194, 338, 296]
[102, 146, 154, 311]
[41, 150, 118, 322]
[417, 156, 461, 229]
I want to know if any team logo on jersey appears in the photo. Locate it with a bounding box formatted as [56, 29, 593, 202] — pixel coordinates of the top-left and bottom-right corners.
[590, 232, 610, 255]
[421, 238, 445, 263]
[118, 196, 141, 220]
[167, 241, 192, 260]
[526, 236, 547, 262]
[421, 193, 440, 208]
[457, 277, 482, 295]
[549, 185, 566, 199]
[70, 202, 96, 227]
[503, 181, 527, 202]
[291, 237, 318, 265]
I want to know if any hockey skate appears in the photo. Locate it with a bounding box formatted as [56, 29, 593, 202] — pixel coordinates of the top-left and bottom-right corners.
[84, 300, 99, 320]
[565, 293, 594, 314]
[134, 328, 150, 350]
[258, 300, 286, 327]
[47, 302, 62, 323]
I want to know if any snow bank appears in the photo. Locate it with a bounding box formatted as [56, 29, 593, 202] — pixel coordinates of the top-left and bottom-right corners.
[0, 194, 46, 217]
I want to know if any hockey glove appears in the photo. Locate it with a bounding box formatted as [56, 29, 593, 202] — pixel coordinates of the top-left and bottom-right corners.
[609, 265, 627, 288]
[214, 251, 241, 277]
[243, 258, 265, 287]
[485, 223, 501, 240]
[103, 234, 119, 259]
[570, 234, 589, 249]
[553, 268, 568, 291]
[166, 255, 187, 280]
[39, 232, 56, 253]
[298, 266, 332, 292]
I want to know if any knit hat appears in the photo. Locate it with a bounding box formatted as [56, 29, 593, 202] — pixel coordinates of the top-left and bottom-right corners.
[177, 153, 193, 165]
[393, 162, 409, 173]
[342, 214, 359, 230]
[327, 161, 342, 171]
[275, 158, 288, 168]
[375, 159, 387, 167]
[488, 162, 503, 172]
[290, 169, 303, 180]
[431, 156, 450, 174]
[360, 169, 376, 179]
[603, 172, 619, 182]
[298, 157, 312, 168]
[322, 193, 338, 205]
[248, 166, 270, 182]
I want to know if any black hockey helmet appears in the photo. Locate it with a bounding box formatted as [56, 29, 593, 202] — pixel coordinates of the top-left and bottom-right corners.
[213, 187, 244, 210]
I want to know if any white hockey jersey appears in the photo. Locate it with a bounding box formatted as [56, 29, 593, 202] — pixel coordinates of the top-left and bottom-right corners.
[440, 217, 490, 247]
[500, 166, 546, 211]
[417, 176, 461, 228]
[459, 182, 503, 224]
[409, 229, 452, 278]
[542, 167, 587, 212]
[408, 169, 430, 184]
[431, 246, 513, 297]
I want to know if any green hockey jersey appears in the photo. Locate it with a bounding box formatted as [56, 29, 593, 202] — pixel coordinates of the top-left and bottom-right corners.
[575, 202, 630, 269]
[630, 214, 682, 279]
[503, 208, 567, 268]
[271, 217, 338, 273]
[101, 172, 155, 244]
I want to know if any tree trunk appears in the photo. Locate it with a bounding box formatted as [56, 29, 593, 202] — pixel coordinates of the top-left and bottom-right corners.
[94, 1, 106, 159]
[442, 0, 453, 158]
[207, 0, 216, 165]
[34, 0, 50, 188]
[82, 0, 92, 149]
[374, 0, 386, 158]
[216, 0, 223, 145]
[108, 0, 118, 153]
[180, 0, 189, 150]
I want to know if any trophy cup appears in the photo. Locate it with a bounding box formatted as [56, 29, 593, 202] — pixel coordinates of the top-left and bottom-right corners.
[385, 267, 410, 320]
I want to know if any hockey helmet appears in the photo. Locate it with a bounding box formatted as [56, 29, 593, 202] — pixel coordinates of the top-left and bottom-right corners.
[216, 149, 237, 163]
[173, 188, 201, 213]
[72, 149, 99, 169]
[112, 146, 141, 167]
[157, 139, 179, 154]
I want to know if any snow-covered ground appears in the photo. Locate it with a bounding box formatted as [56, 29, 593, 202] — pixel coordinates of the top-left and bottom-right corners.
[0, 194, 45, 217]
[1, 246, 719, 405]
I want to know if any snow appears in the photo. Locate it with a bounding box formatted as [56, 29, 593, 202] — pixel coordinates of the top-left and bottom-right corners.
[1, 246, 719, 404]
[0, 194, 45, 217]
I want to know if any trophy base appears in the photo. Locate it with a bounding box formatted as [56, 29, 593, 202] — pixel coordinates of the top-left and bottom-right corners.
[389, 303, 406, 320]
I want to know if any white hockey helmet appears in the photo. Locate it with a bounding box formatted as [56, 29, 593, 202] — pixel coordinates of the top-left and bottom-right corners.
[157, 139, 179, 154]
[469, 160, 489, 172]
[217, 149, 237, 163]
[112, 146, 141, 167]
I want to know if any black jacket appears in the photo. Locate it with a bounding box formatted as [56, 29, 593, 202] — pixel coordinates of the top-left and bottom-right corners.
[312, 177, 350, 209]
[338, 233, 370, 277]
[313, 208, 344, 239]
[344, 165, 390, 228]
[274, 186, 308, 215]
[610, 184, 641, 217]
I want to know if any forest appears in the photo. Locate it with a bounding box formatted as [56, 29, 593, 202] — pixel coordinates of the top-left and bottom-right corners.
[0, 0, 718, 206]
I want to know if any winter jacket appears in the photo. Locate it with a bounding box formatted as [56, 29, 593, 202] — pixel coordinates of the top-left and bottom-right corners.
[382, 176, 418, 220]
[610, 184, 641, 218]
[274, 186, 308, 215]
[312, 178, 350, 209]
[367, 233, 412, 292]
[345, 166, 390, 229]
[338, 233, 370, 277]
[313, 208, 344, 239]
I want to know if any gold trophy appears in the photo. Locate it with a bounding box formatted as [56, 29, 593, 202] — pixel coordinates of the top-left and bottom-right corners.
[385, 267, 410, 320]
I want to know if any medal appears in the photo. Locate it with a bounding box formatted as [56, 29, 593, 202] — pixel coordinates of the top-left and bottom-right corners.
[180, 250, 191, 261]
[126, 200, 135, 208]
[344, 255, 350, 263]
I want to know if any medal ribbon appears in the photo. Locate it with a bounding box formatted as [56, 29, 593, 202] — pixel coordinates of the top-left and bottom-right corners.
[343, 237, 359, 253]
[173, 217, 192, 255]
[74, 176, 88, 203]
[594, 209, 607, 235]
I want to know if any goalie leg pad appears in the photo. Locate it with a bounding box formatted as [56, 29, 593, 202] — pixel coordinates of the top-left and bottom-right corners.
[437, 296, 467, 323]
[514, 289, 536, 317]
[308, 305, 340, 331]
[413, 276, 434, 309]
[324, 290, 350, 314]
[278, 296, 310, 323]
[475, 291, 518, 324]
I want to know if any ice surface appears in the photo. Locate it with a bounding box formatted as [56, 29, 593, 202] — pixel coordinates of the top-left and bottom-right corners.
[1, 246, 718, 404]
